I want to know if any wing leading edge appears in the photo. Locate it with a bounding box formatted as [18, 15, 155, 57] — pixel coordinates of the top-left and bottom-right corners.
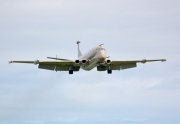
[109, 59, 166, 64]
[9, 60, 80, 72]
[97, 59, 166, 71]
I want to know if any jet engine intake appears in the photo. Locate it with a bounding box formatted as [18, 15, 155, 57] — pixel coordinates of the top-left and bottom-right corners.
[75, 60, 80, 64]
[81, 60, 87, 64]
[107, 60, 111, 64]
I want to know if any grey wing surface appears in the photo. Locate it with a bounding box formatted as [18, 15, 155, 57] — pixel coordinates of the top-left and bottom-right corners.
[9, 60, 80, 71]
[104, 59, 166, 70]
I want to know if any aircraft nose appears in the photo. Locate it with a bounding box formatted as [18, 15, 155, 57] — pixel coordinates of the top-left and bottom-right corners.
[100, 51, 106, 60]
[102, 52, 106, 58]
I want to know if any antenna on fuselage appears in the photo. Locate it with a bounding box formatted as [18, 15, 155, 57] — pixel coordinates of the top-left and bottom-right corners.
[77, 41, 82, 58]
[99, 44, 104, 46]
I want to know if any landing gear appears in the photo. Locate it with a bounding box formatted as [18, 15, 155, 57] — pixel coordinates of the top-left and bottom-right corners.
[107, 65, 112, 74]
[69, 66, 74, 75]
[107, 70, 112, 74]
[69, 70, 73, 74]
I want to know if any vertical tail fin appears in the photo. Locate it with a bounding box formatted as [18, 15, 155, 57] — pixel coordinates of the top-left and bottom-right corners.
[77, 41, 82, 58]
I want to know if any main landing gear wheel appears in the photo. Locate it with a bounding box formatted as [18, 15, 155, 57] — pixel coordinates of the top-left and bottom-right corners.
[107, 70, 112, 74]
[69, 70, 73, 74]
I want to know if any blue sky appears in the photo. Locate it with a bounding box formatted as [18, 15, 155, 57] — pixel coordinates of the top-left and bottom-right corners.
[0, 0, 180, 124]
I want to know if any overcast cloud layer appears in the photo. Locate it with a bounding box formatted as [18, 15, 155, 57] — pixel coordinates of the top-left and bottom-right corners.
[0, 0, 180, 124]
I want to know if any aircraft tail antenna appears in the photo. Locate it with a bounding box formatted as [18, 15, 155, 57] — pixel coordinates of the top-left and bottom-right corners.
[76, 41, 82, 58]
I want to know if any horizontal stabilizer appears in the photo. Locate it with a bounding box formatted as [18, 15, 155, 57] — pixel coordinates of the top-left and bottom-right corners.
[47, 57, 72, 61]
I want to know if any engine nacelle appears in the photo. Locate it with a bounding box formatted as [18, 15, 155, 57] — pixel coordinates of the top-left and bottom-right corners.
[106, 60, 111, 64]
[75, 60, 80, 64]
[81, 60, 87, 64]
[34, 60, 39, 65]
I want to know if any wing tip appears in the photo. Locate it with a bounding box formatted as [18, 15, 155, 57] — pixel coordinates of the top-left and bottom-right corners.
[9, 61, 13, 64]
[161, 59, 166, 62]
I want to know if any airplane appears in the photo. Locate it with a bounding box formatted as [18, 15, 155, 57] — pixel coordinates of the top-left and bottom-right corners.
[9, 41, 166, 74]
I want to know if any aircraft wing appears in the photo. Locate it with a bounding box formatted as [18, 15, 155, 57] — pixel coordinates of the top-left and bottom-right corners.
[9, 60, 36, 64]
[110, 59, 166, 64]
[103, 59, 166, 70]
[9, 60, 80, 71]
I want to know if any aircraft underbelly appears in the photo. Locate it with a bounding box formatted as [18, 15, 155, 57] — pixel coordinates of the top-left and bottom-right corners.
[82, 57, 105, 71]
[81, 59, 97, 71]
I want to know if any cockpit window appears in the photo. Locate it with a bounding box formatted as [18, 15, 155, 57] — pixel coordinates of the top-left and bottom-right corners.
[96, 48, 105, 51]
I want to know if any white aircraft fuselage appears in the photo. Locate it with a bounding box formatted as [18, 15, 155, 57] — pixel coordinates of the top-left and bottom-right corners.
[78, 45, 106, 71]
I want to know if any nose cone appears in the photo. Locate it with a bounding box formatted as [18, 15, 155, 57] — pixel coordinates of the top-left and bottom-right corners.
[101, 51, 106, 58]
[98, 51, 106, 62]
